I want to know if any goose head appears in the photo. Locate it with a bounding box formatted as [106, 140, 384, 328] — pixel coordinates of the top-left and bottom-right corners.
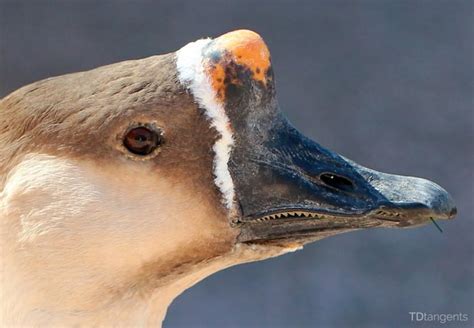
[0, 30, 456, 326]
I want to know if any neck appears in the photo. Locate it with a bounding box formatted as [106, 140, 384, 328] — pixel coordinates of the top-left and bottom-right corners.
[1, 283, 173, 327]
[1, 244, 301, 327]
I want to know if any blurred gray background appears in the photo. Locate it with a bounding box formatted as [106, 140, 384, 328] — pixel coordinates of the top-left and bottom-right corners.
[1, 1, 472, 327]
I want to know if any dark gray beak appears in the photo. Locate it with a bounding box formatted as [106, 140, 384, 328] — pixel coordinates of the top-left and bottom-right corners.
[230, 116, 456, 243]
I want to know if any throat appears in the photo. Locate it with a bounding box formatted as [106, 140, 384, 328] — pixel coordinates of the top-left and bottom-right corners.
[1, 243, 301, 327]
[1, 262, 212, 327]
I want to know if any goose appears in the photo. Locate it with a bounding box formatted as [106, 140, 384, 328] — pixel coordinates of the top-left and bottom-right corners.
[0, 29, 456, 327]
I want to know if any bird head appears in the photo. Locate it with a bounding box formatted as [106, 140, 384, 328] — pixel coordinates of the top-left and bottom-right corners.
[0, 30, 456, 321]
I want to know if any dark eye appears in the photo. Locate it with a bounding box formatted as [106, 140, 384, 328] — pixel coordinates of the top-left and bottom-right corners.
[123, 126, 162, 156]
[320, 173, 354, 192]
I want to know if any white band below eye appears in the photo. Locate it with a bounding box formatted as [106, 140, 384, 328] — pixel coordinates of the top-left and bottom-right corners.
[176, 38, 236, 211]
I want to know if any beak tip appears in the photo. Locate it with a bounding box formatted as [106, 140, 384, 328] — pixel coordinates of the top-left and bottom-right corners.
[372, 174, 457, 223]
[425, 182, 457, 220]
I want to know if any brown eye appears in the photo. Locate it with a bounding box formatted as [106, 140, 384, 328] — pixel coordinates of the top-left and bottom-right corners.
[123, 126, 162, 156]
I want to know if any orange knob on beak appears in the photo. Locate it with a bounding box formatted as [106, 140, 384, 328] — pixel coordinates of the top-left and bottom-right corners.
[203, 30, 272, 101]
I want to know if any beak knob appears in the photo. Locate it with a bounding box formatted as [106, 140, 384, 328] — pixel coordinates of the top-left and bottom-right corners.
[202, 30, 273, 102]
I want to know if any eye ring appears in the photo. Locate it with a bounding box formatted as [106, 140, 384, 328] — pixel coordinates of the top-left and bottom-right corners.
[122, 124, 163, 157]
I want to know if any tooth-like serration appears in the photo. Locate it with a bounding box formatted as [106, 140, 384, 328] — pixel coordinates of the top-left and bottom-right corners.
[253, 211, 325, 223]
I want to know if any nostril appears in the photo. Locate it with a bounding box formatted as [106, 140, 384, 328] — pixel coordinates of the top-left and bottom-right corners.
[320, 173, 354, 192]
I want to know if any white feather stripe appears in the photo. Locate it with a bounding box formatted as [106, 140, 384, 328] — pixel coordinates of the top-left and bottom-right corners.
[176, 39, 235, 210]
